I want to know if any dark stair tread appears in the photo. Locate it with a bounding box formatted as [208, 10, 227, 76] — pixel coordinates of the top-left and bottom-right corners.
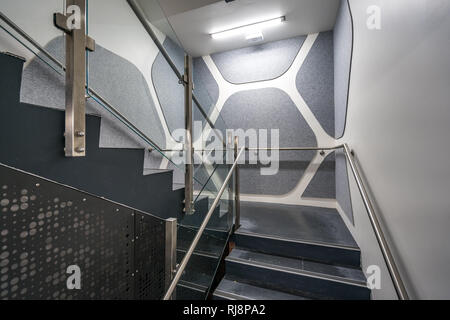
[233, 231, 361, 268]
[238, 201, 358, 248]
[179, 270, 212, 289]
[228, 248, 366, 285]
[177, 226, 227, 257]
[176, 282, 207, 300]
[214, 277, 309, 300]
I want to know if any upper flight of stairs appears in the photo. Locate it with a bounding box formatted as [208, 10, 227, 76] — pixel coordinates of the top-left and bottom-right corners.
[213, 202, 371, 300]
[0, 52, 183, 219]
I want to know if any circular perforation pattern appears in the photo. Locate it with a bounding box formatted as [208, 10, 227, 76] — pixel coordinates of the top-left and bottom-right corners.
[0, 166, 166, 300]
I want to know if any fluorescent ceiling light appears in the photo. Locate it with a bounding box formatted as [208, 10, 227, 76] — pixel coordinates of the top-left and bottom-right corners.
[211, 16, 285, 40]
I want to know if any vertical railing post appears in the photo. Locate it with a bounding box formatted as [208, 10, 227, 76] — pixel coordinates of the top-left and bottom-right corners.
[54, 0, 95, 157]
[184, 55, 194, 214]
[164, 218, 177, 300]
[234, 136, 241, 231]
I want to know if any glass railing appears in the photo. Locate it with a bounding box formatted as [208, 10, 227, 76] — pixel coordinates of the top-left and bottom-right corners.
[0, 1, 237, 300]
[176, 164, 235, 299]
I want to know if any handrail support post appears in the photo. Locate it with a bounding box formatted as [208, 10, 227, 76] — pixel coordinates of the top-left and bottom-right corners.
[234, 136, 241, 231]
[164, 218, 177, 300]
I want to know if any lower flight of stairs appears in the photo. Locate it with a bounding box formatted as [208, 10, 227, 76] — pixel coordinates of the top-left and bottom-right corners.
[174, 197, 232, 299]
[213, 202, 371, 300]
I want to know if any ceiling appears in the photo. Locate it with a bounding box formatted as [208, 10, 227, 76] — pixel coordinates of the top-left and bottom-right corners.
[137, 0, 341, 57]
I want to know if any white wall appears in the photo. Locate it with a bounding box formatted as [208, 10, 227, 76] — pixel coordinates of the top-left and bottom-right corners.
[339, 0, 450, 299]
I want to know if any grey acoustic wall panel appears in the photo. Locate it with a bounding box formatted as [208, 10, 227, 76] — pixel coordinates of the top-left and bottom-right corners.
[211, 36, 306, 84]
[193, 57, 219, 126]
[303, 152, 336, 198]
[336, 150, 353, 224]
[334, 0, 353, 138]
[20, 36, 166, 149]
[151, 37, 185, 138]
[218, 88, 316, 195]
[296, 31, 335, 137]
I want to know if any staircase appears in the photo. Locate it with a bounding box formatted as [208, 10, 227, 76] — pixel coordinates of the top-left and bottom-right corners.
[213, 202, 371, 300]
[0, 52, 184, 220]
[1, 51, 371, 300]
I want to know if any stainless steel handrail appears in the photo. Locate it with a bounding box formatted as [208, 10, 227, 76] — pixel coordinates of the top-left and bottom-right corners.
[0, 9, 407, 300]
[341, 143, 409, 300]
[163, 146, 245, 300]
[161, 143, 409, 299]
[127, 0, 223, 142]
[256, 144, 409, 299]
[0, 10, 165, 153]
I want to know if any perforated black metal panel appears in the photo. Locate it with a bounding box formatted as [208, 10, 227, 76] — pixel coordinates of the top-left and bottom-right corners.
[134, 212, 166, 299]
[0, 164, 167, 300]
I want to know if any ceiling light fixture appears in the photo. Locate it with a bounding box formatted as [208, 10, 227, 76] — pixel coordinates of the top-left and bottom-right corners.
[210, 16, 285, 40]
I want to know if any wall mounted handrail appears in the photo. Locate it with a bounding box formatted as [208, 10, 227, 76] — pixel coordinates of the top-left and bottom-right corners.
[163, 146, 245, 300]
[0, 9, 407, 300]
[246, 144, 409, 299]
[341, 143, 409, 300]
[159, 143, 409, 299]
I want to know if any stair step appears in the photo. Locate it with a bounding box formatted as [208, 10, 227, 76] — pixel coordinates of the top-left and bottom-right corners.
[177, 225, 227, 257]
[176, 282, 207, 300]
[213, 277, 309, 300]
[225, 248, 370, 300]
[233, 231, 361, 267]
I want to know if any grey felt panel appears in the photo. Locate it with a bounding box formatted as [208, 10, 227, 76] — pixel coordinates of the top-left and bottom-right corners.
[20, 36, 166, 150]
[218, 88, 316, 195]
[303, 152, 336, 198]
[296, 31, 335, 137]
[336, 150, 354, 224]
[193, 57, 219, 127]
[211, 36, 306, 84]
[151, 37, 185, 137]
[334, 0, 353, 138]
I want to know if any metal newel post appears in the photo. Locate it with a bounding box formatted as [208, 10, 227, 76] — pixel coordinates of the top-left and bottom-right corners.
[184, 55, 194, 214]
[164, 218, 177, 300]
[54, 0, 95, 157]
[234, 136, 241, 231]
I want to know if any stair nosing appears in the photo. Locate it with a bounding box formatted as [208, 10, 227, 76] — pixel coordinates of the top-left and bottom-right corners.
[226, 255, 367, 288]
[213, 289, 251, 300]
[178, 280, 208, 292]
[235, 230, 360, 251]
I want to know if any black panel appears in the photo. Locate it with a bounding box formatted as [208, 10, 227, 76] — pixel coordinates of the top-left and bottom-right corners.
[0, 164, 166, 300]
[134, 212, 166, 299]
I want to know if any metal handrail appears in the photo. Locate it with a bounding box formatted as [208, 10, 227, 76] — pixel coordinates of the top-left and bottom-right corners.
[0, 10, 165, 153]
[163, 146, 245, 300]
[162, 143, 409, 299]
[341, 143, 409, 300]
[127, 0, 222, 135]
[0, 9, 407, 300]
[254, 144, 408, 299]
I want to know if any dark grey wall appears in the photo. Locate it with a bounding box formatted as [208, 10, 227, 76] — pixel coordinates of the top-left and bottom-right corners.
[0, 53, 183, 219]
